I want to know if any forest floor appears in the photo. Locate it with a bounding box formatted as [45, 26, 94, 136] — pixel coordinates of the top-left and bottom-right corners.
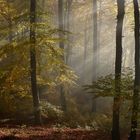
[0, 125, 129, 140]
[0, 118, 129, 140]
[0, 126, 111, 140]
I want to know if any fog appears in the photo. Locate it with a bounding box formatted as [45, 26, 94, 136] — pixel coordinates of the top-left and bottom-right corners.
[0, 0, 139, 139]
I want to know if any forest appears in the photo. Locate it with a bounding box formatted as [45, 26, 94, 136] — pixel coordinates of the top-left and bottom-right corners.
[0, 0, 140, 140]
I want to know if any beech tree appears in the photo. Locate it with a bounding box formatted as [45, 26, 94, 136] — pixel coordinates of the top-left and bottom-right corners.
[65, 0, 72, 64]
[129, 0, 140, 139]
[30, 0, 42, 124]
[92, 0, 98, 112]
[112, 0, 125, 140]
[58, 0, 67, 112]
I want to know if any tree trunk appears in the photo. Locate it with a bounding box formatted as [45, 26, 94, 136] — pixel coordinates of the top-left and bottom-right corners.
[65, 0, 72, 64]
[92, 0, 98, 113]
[83, 19, 88, 83]
[93, 0, 98, 80]
[112, 0, 125, 140]
[58, 0, 67, 112]
[129, 0, 140, 140]
[97, 0, 102, 74]
[30, 0, 42, 124]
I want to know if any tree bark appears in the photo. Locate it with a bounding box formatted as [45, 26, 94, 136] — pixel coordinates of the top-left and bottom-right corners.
[129, 0, 140, 139]
[30, 0, 42, 124]
[112, 0, 125, 140]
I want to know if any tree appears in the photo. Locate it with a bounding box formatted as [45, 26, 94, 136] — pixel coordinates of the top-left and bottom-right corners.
[58, 0, 67, 112]
[83, 18, 88, 83]
[30, 0, 42, 124]
[92, 0, 98, 112]
[65, 0, 72, 64]
[112, 0, 125, 140]
[129, 0, 140, 139]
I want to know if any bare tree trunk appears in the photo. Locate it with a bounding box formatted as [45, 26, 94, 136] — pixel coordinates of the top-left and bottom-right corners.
[30, 0, 42, 124]
[112, 0, 125, 140]
[93, 0, 98, 80]
[92, 0, 98, 113]
[97, 0, 102, 75]
[65, 0, 72, 64]
[129, 0, 140, 139]
[83, 19, 88, 83]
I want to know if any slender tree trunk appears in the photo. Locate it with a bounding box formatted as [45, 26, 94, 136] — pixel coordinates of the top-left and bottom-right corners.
[93, 0, 98, 80]
[112, 0, 125, 140]
[58, 0, 67, 112]
[83, 19, 88, 83]
[65, 0, 72, 64]
[129, 0, 140, 139]
[92, 0, 98, 113]
[30, 0, 42, 124]
[97, 0, 102, 74]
